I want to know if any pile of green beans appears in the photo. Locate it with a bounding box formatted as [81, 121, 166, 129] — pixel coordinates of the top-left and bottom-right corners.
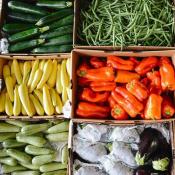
[78, 0, 175, 47]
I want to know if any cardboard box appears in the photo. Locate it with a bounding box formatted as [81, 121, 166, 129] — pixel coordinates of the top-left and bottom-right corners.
[71, 49, 175, 123]
[73, 0, 175, 51]
[0, 54, 72, 119]
[69, 120, 175, 175]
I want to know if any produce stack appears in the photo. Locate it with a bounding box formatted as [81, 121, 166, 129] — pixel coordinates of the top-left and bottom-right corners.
[2, 0, 73, 53]
[0, 120, 69, 175]
[0, 58, 71, 117]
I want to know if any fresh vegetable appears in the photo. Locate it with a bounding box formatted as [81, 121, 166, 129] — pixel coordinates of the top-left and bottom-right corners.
[0, 157, 17, 166]
[32, 154, 55, 166]
[90, 57, 106, 68]
[46, 132, 68, 142]
[0, 133, 16, 142]
[40, 162, 67, 172]
[5, 120, 29, 127]
[13, 86, 21, 116]
[3, 139, 26, 148]
[41, 170, 67, 175]
[111, 104, 128, 120]
[2, 165, 27, 173]
[20, 162, 40, 170]
[12, 171, 40, 175]
[0, 123, 20, 132]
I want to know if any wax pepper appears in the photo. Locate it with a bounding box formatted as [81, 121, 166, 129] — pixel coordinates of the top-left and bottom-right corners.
[111, 104, 128, 120]
[111, 91, 139, 118]
[144, 94, 163, 120]
[160, 57, 175, 91]
[90, 57, 106, 68]
[76, 102, 110, 118]
[90, 81, 116, 92]
[77, 67, 115, 82]
[107, 56, 135, 70]
[115, 87, 144, 112]
[135, 57, 159, 75]
[126, 79, 149, 101]
[115, 70, 140, 83]
[78, 77, 91, 87]
[80, 88, 109, 103]
[162, 95, 175, 118]
[108, 96, 117, 108]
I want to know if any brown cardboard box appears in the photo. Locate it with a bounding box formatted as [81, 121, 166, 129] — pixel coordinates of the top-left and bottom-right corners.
[71, 49, 175, 123]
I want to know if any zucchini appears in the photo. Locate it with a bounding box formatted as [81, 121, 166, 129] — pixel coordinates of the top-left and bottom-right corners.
[25, 145, 54, 155]
[16, 135, 46, 147]
[49, 15, 73, 30]
[8, 1, 49, 16]
[0, 123, 20, 132]
[0, 157, 18, 166]
[43, 34, 72, 46]
[9, 39, 45, 52]
[0, 149, 8, 157]
[40, 162, 67, 172]
[3, 139, 26, 148]
[32, 154, 55, 166]
[6, 120, 30, 127]
[61, 145, 68, 164]
[8, 12, 41, 23]
[46, 132, 68, 142]
[21, 123, 51, 135]
[37, 0, 72, 10]
[0, 132, 16, 141]
[9, 26, 49, 43]
[20, 162, 40, 170]
[2, 165, 27, 174]
[6, 149, 32, 163]
[32, 45, 72, 53]
[12, 171, 40, 175]
[42, 170, 67, 175]
[36, 8, 73, 26]
[3, 23, 35, 34]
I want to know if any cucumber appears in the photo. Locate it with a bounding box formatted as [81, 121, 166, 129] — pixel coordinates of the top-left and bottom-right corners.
[3, 139, 26, 148]
[42, 170, 67, 175]
[0, 157, 18, 166]
[46, 132, 68, 142]
[36, 8, 73, 26]
[0, 149, 8, 157]
[40, 25, 73, 39]
[16, 135, 46, 147]
[9, 26, 49, 43]
[20, 162, 40, 170]
[2, 165, 27, 174]
[49, 15, 73, 30]
[8, 12, 41, 23]
[6, 149, 32, 163]
[37, 0, 72, 10]
[25, 145, 54, 155]
[32, 45, 72, 53]
[8, 1, 49, 16]
[0, 123, 20, 132]
[0, 132, 16, 141]
[40, 162, 67, 172]
[3, 23, 35, 34]
[9, 39, 45, 52]
[47, 121, 69, 134]
[32, 154, 55, 166]
[6, 120, 30, 127]
[43, 34, 72, 46]
[12, 171, 40, 175]
[21, 123, 51, 136]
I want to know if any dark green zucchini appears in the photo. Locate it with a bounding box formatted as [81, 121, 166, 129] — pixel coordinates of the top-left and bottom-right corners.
[8, 1, 49, 16]
[9, 26, 49, 43]
[32, 45, 72, 53]
[36, 0, 72, 9]
[50, 15, 73, 30]
[8, 12, 41, 23]
[9, 39, 45, 52]
[40, 25, 73, 39]
[3, 23, 35, 34]
[43, 34, 72, 46]
[36, 8, 73, 26]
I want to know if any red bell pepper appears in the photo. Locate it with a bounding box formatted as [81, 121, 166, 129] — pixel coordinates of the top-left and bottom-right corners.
[78, 77, 91, 87]
[108, 96, 117, 108]
[111, 104, 128, 120]
[129, 57, 140, 66]
[90, 57, 106, 68]
[126, 79, 149, 101]
[107, 56, 135, 70]
[141, 77, 150, 87]
[135, 57, 159, 75]
[144, 94, 163, 120]
[80, 88, 109, 103]
[162, 95, 175, 118]
[90, 81, 116, 92]
[160, 57, 175, 91]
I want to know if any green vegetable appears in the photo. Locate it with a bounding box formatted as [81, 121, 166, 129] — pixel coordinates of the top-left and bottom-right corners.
[42, 170, 67, 175]
[40, 162, 67, 172]
[9, 26, 49, 43]
[152, 157, 170, 171]
[25, 145, 54, 155]
[40, 25, 73, 39]
[36, 0, 72, 10]
[0, 132, 16, 141]
[20, 162, 40, 170]
[0, 149, 8, 157]
[61, 145, 68, 164]
[0, 157, 18, 166]
[32, 154, 55, 166]
[2, 165, 27, 173]
[6, 149, 32, 163]
[0, 123, 20, 132]
[47, 121, 69, 134]
[3, 139, 26, 148]
[36, 8, 73, 26]
[9, 39, 45, 52]
[8, 1, 49, 16]
[2, 23, 35, 34]
[12, 171, 40, 175]
[46, 132, 68, 142]
[6, 120, 30, 127]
